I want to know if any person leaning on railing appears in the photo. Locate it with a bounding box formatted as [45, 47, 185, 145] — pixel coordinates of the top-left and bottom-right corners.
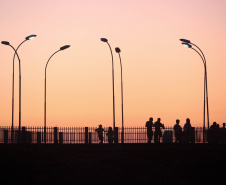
[95, 124, 105, 144]
[153, 118, 165, 143]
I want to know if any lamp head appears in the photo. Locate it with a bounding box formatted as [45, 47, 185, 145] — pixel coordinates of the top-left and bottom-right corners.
[100, 38, 108, 42]
[1, 41, 10, 45]
[180, 38, 190, 43]
[25, 34, 37, 40]
[115, 47, 121, 53]
[60, 45, 70, 50]
[182, 42, 192, 48]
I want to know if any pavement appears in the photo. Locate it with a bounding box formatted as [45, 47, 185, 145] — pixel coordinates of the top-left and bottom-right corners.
[0, 143, 225, 185]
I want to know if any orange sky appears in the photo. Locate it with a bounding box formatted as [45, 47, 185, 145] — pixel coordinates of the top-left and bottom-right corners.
[0, 0, 226, 128]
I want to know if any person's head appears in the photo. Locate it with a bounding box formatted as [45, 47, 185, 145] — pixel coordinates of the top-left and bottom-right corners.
[157, 118, 161, 122]
[109, 127, 112, 130]
[149, 117, 153, 122]
[186, 118, 190, 124]
[99, 124, 102, 128]
[176, 119, 180, 124]
[213, 122, 217, 126]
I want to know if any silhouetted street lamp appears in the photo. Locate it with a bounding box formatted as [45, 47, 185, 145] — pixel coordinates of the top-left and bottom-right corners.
[100, 38, 116, 130]
[44, 45, 70, 143]
[1, 34, 36, 142]
[180, 38, 209, 142]
[115, 47, 124, 143]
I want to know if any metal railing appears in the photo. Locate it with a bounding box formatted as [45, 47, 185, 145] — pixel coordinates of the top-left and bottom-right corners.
[0, 126, 207, 144]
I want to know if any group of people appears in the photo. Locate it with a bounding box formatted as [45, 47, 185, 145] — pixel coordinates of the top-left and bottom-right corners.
[146, 117, 194, 143]
[209, 122, 226, 143]
[95, 118, 226, 144]
[95, 124, 114, 144]
[145, 117, 165, 143]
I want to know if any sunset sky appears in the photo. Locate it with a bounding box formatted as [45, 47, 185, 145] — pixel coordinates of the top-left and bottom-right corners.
[0, 0, 226, 128]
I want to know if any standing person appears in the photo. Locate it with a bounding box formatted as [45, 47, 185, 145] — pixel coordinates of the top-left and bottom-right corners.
[153, 118, 165, 143]
[106, 127, 114, 144]
[209, 122, 219, 143]
[173, 119, 182, 143]
[95, 124, 105, 144]
[221, 123, 226, 143]
[183, 118, 192, 143]
[146, 117, 154, 143]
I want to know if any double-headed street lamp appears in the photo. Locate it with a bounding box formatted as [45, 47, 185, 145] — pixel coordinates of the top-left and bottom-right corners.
[115, 47, 124, 143]
[1, 34, 36, 142]
[100, 38, 116, 131]
[180, 39, 209, 142]
[44, 45, 70, 143]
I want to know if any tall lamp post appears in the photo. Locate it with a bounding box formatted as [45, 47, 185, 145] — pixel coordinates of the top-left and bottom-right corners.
[1, 34, 36, 142]
[115, 47, 124, 143]
[44, 45, 70, 143]
[100, 38, 116, 131]
[180, 38, 209, 142]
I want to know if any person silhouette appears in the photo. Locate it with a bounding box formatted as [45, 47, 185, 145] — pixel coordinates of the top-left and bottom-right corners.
[146, 117, 154, 143]
[183, 118, 192, 143]
[95, 124, 105, 144]
[106, 127, 114, 144]
[209, 122, 219, 143]
[153, 118, 165, 143]
[221, 123, 226, 143]
[173, 119, 182, 143]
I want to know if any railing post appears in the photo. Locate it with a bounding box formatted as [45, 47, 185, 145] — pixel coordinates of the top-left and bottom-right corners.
[121, 132, 124, 144]
[85, 127, 88, 144]
[54, 127, 58, 144]
[114, 127, 118, 144]
[89, 132, 92, 144]
[37, 132, 41, 144]
[4, 130, 8, 144]
[59, 132, 63, 144]
[22, 127, 26, 143]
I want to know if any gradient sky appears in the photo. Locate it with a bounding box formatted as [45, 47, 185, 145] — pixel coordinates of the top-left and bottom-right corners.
[0, 0, 226, 128]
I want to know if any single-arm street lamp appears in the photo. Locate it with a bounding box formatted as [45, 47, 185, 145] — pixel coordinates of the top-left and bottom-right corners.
[115, 47, 124, 143]
[180, 39, 209, 142]
[44, 45, 70, 143]
[16, 35, 37, 132]
[100, 38, 116, 131]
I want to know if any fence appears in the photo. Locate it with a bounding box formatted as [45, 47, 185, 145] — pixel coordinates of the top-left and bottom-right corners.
[0, 126, 207, 144]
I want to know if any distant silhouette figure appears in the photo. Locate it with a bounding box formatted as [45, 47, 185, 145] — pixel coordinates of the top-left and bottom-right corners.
[223, 123, 226, 129]
[220, 123, 226, 143]
[95, 124, 105, 144]
[173, 119, 182, 143]
[146, 117, 154, 143]
[106, 127, 114, 144]
[209, 122, 219, 143]
[153, 118, 165, 143]
[183, 118, 193, 143]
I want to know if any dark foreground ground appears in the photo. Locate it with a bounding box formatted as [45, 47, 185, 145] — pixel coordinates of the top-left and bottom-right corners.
[0, 143, 226, 185]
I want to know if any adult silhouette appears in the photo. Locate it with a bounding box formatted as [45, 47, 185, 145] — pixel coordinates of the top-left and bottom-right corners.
[95, 124, 105, 144]
[145, 117, 154, 143]
[106, 127, 114, 144]
[173, 119, 182, 143]
[220, 123, 226, 143]
[183, 118, 193, 143]
[209, 122, 219, 143]
[153, 118, 165, 143]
